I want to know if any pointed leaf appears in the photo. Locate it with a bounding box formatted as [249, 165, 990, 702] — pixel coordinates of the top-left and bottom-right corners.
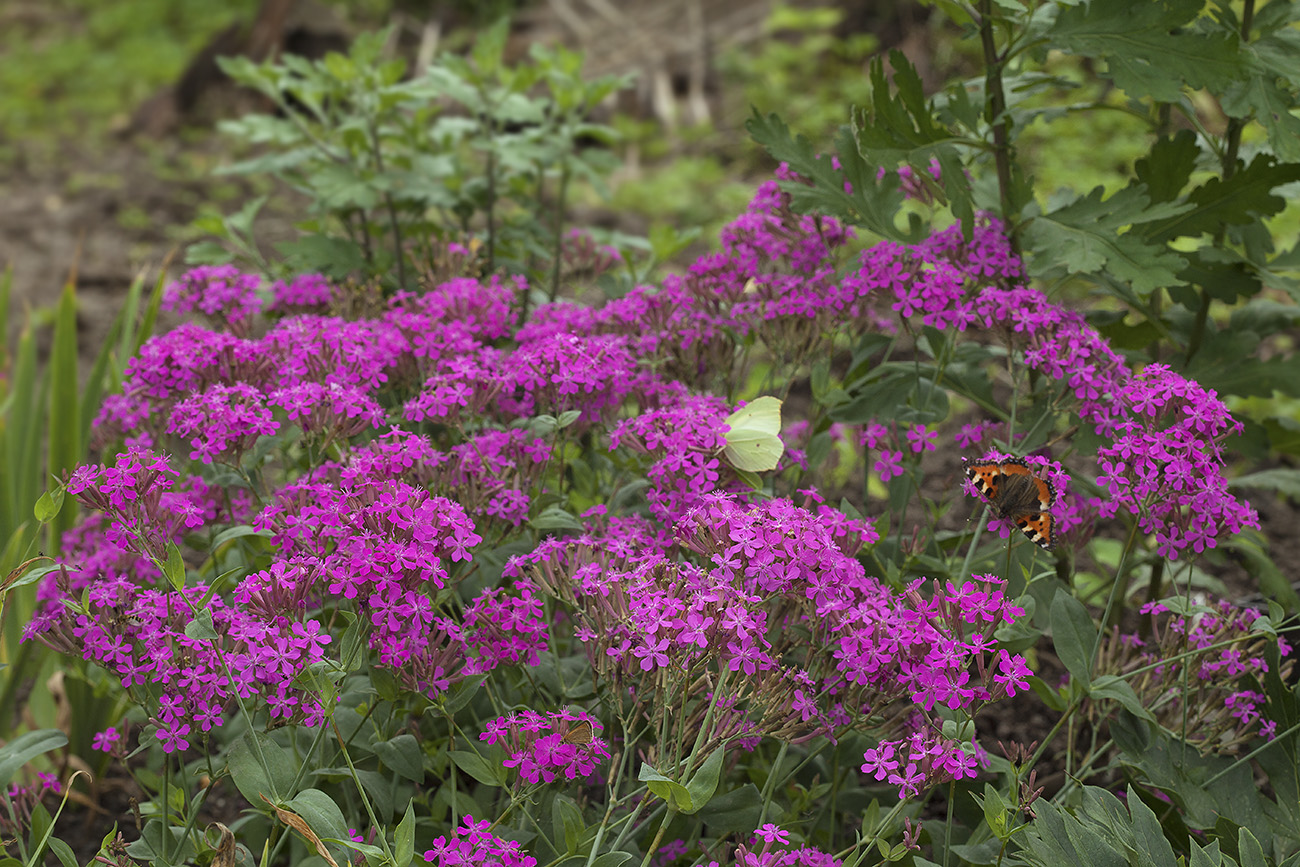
[1050, 589, 1095, 687]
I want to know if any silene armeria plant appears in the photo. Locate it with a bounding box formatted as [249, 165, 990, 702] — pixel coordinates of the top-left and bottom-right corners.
[5, 4, 1300, 867]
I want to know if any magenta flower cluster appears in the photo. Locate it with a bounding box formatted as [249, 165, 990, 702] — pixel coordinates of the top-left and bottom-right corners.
[27, 160, 1265, 821]
[162, 264, 263, 334]
[479, 709, 610, 785]
[423, 815, 538, 867]
[520, 492, 1027, 795]
[1098, 598, 1293, 748]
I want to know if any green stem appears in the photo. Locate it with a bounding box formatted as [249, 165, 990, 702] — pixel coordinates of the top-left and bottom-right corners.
[637, 806, 679, 867]
[1091, 519, 1143, 666]
[1186, 0, 1253, 364]
[977, 0, 1018, 245]
[333, 720, 398, 865]
[549, 163, 572, 303]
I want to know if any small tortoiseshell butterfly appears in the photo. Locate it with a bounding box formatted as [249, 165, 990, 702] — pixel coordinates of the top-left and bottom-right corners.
[964, 457, 1057, 549]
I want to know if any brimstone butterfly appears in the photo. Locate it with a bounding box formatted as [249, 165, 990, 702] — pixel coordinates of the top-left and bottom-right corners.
[722, 396, 784, 472]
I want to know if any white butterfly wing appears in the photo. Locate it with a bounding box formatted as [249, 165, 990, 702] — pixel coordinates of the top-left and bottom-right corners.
[722, 396, 784, 472]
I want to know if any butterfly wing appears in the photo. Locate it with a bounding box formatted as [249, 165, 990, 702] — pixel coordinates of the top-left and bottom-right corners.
[966, 457, 1057, 549]
[965, 461, 1003, 501]
[722, 396, 784, 472]
[1015, 511, 1054, 549]
[561, 719, 594, 745]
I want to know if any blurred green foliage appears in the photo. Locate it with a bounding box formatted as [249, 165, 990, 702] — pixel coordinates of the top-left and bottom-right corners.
[0, 0, 259, 156]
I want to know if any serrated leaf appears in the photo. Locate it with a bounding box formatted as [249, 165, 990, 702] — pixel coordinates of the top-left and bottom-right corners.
[1221, 74, 1300, 161]
[1140, 155, 1300, 243]
[746, 110, 921, 244]
[1183, 329, 1300, 397]
[1023, 186, 1190, 293]
[1133, 132, 1199, 203]
[1052, 0, 1245, 102]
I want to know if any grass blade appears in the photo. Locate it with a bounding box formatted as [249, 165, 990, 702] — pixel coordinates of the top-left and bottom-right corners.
[47, 282, 80, 557]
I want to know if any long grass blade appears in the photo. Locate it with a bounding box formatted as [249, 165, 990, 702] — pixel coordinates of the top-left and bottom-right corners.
[47, 281, 80, 557]
[79, 277, 134, 454]
[6, 324, 38, 539]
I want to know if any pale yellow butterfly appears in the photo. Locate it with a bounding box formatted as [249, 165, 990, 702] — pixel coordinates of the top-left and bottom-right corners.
[722, 396, 784, 472]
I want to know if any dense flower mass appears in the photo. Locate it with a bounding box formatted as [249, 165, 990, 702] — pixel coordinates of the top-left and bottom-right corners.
[162, 264, 263, 333]
[424, 815, 538, 867]
[28, 166, 1265, 824]
[480, 709, 610, 785]
[1093, 598, 1292, 749]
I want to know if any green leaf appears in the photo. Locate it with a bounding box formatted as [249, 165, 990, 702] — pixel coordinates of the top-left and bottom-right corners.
[210, 524, 274, 549]
[552, 794, 584, 854]
[1022, 186, 1190, 294]
[1132, 132, 1199, 204]
[1183, 329, 1300, 397]
[1126, 785, 1177, 866]
[4, 563, 60, 591]
[0, 729, 66, 789]
[746, 110, 920, 244]
[442, 674, 487, 714]
[590, 854, 634, 867]
[126, 820, 194, 862]
[1139, 155, 1300, 243]
[638, 763, 694, 812]
[1221, 73, 1300, 161]
[1237, 827, 1266, 867]
[1050, 589, 1095, 687]
[275, 235, 369, 279]
[395, 801, 416, 867]
[285, 788, 351, 851]
[352, 768, 395, 821]
[450, 749, 504, 787]
[184, 608, 219, 642]
[372, 733, 425, 783]
[34, 490, 63, 523]
[163, 541, 186, 591]
[1051, 0, 1244, 102]
[47, 837, 78, 867]
[226, 731, 295, 804]
[1088, 675, 1155, 722]
[697, 783, 762, 837]
[682, 747, 725, 815]
[849, 51, 975, 230]
[1228, 468, 1300, 498]
[530, 505, 584, 532]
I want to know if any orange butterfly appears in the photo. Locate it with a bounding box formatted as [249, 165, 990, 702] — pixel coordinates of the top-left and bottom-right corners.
[964, 457, 1057, 549]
